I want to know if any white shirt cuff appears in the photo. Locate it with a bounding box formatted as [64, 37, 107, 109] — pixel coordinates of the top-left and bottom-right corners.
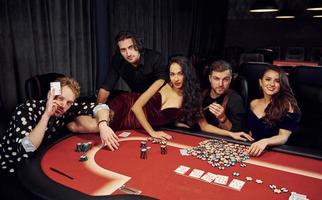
[22, 136, 36, 152]
[93, 104, 110, 116]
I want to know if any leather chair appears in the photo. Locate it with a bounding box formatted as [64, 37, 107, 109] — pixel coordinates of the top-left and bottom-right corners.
[239, 62, 271, 102]
[230, 74, 248, 108]
[25, 73, 64, 100]
[285, 47, 305, 61]
[287, 66, 322, 150]
[239, 53, 264, 66]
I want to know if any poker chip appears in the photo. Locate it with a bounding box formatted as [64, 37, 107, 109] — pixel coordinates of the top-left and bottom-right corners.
[140, 141, 147, 149]
[76, 143, 82, 152]
[269, 184, 277, 189]
[280, 187, 288, 193]
[273, 188, 282, 194]
[240, 163, 247, 167]
[232, 172, 240, 176]
[140, 148, 148, 159]
[255, 179, 263, 184]
[160, 145, 167, 155]
[79, 155, 88, 162]
[161, 140, 167, 145]
[245, 176, 253, 181]
[76, 142, 91, 152]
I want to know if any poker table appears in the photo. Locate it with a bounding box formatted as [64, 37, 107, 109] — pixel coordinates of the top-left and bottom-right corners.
[18, 128, 322, 200]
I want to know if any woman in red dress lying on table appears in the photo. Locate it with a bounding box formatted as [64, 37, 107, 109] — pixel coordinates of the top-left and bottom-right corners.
[247, 65, 301, 157]
[70, 56, 253, 150]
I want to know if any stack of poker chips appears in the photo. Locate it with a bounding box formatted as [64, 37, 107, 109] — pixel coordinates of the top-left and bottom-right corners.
[80, 155, 88, 162]
[76, 142, 92, 152]
[160, 145, 167, 154]
[187, 139, 249, 170]
[76, 142, 92, 162]
[140, 148, 148, 159]
[160, 140, 167, 155]
[140, 141, 148, 159]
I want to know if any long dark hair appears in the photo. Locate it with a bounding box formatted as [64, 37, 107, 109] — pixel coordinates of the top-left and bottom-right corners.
[260, 65, 300, 126]
[168, 56, 202, 125]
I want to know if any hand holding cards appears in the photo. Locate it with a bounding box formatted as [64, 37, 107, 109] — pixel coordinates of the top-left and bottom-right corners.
[50, 81, 61, 96]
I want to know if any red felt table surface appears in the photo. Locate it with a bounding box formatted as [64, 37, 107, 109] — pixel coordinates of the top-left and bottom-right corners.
[41, 130, 322, 200]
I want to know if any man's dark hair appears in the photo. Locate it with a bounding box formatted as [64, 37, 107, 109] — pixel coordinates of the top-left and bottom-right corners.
[209, 60, 232, 76]
[114, 31, 143, 54]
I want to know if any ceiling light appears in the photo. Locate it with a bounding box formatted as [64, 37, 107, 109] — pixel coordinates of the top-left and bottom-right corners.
[250, 0, 279, 13]
[306, 0, 322, 11]
[276, 7, 295, 19]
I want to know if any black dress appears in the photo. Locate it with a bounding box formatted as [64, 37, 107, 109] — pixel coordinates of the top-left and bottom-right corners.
[248, 110, 300, 141]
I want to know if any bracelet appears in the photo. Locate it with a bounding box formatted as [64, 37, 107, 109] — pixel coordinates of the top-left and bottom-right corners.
[98, 120, 108, 126]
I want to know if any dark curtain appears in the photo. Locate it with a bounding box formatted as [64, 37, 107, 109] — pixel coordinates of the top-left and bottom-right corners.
[0, 0, 96, 114]
[95, 0, 228, 87]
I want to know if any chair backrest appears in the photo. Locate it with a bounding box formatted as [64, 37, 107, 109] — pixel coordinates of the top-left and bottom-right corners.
[230, 75, 248, 108]
[287, 66, 322, 150]
[239, 62, 271, 103]
[288, 67, 322, 125]
[239, 53, 264, 66]
[285, 47, 305, 61]
[25, 73, 64, 100]
[252, 48, 274, 64]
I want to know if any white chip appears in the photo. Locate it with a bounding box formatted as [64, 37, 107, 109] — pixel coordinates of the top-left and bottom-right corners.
[245, 176, 253, 181]
[273, 188, 281, 194]
[255, 179, 263, 184]
[280, 187, 288, 193]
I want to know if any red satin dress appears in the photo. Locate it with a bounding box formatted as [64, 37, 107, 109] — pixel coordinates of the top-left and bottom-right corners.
[108, 92, 182, 131]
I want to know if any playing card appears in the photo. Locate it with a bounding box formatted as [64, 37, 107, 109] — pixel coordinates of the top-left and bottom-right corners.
[188, 169, 205, 179]
[289, 192, 308, 200]
[174, 165, 190, 175]
[118, 131, 131, 137]
[200, 172, 217, 183]
[213, 175, 229, 185]
[228, 179, 245, 190]
[50, 82, 61, 96]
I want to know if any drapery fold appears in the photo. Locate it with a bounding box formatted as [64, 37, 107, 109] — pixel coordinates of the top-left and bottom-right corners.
[0, 0, 96, 114]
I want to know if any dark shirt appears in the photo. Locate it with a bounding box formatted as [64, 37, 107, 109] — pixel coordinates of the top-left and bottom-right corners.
[248, 110, 300, 141]
[0, 100, 96, 174]
[100, 49, 167, 93]
[202, 89, 246, 131]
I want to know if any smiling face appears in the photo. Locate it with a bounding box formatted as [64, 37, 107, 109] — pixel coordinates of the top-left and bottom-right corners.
[118, 38, 140, 66]
[169, 62, 184, 90]
[259, 69, 281, 97]
[208, 69, 232, 97]
[53, 86, 76, 116]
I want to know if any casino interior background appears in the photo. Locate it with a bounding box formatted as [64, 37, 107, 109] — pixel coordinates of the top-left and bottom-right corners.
[0, 0, 322, 150]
